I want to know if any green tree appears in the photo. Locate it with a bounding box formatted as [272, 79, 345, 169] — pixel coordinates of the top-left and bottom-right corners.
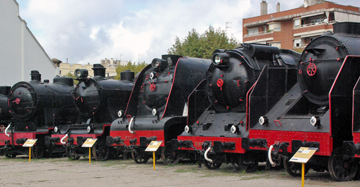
[168, 26, 239, 59]
[64, 72, 78, 85]
[114, 61, 147, 80]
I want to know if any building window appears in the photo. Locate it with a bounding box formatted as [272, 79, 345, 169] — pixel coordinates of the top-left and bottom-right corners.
[294, 38, 301, 47]
[294, 19, 301, 27]
[247, 28, 259, 36]
[268, 22, 281, 31]
[270, 42, 281, 48]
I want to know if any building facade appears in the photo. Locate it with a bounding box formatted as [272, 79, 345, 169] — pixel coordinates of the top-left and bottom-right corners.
[0, 0, 58, 86]
[243, 0, 360, 50]
[60, 58, 128, 78]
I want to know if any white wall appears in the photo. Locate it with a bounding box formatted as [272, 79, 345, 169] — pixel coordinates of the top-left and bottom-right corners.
[0, 0, 58, 86]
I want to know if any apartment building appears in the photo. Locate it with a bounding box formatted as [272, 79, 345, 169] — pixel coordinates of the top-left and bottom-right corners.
[243, 0, 360, 50]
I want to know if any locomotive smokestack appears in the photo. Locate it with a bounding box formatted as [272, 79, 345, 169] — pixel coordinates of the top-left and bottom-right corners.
[30, 70, 41, 82]
[92, 64, 106, 77]
[120, 70, 135, 82]
[260, 0, 268, 15]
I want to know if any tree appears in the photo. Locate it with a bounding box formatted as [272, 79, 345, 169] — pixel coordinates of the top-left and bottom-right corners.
[64, 72, 78, 85]
[168, 26, 239, 59]
[114, 61, 147, 80]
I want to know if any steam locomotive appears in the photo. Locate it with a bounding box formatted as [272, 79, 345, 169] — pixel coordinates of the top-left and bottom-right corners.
[0, 86, 11, 127]
[51, 64, 134, 160]
[247, 22, 360, 181]
[173, 44, 299, 170]
[0, 71, 78, 158]
[107, 55, 211, 164]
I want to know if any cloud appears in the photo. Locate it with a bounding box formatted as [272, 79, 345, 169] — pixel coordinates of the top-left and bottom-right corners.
[17, 0, 360, 65]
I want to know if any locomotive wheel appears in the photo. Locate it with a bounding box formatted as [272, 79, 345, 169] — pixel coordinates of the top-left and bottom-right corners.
[203, 160, 222, 170]
[284, 157, 309, 177]
[32, 143, 44, 159]
[244, 157, 258, 173]
[5, 153, 17, 158]
[67, 145, 80, 160]
[161, 142, 180, 165]
[131, 149, 149, 164]
[328, 147, 358, 181]
[353, 163, 360, 180]
[92, 140, 109, 161]
[231, 156, 244, 170]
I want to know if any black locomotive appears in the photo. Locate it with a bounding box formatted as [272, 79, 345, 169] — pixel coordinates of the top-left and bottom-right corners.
[0, 86, 11, 127]
[107, 55, 211, 164]
[51, 64, 134, 160]
[0, 71, 78, 158]
[248, 22, 360, 181]
[174, 44, 299, 170]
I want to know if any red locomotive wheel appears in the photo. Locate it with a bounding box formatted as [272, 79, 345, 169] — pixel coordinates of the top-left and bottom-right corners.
[306, 62, 317, 76]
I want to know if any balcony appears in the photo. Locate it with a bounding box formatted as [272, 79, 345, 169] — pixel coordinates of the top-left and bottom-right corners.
[244, 30, 274, 38]
[294, 20, 335, 29]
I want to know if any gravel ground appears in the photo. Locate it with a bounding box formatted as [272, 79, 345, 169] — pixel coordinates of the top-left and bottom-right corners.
[0, 156, 359, 187]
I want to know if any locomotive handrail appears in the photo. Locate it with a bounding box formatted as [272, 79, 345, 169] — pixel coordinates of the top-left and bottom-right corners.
[268, 144, 276, 167]
[204, 146, 213, 163]
[5, 123, 11, 137]
[60, 134, 68, 145]
[128, 117, 135, 134]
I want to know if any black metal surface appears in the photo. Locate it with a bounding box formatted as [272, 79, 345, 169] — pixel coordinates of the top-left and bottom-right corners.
[111, 55, 211, 143]
[8, 74, 78, 131]
[298, 22, 360, 106]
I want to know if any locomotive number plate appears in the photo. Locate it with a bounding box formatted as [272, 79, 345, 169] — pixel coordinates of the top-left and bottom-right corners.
[289, 147, 317, 163]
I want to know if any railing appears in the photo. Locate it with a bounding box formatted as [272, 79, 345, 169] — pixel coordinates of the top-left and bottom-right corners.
[244, 30, 274, 38]
[294, 20, 335, 28]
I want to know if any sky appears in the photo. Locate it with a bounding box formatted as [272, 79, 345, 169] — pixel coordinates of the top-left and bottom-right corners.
[15, 0, 360, 65]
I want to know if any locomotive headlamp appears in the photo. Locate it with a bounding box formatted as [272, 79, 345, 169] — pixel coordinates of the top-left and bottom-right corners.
[310, 116, 318, 126]
[167, 57, 173, 66]
[151, 58, 167, 71]
[259, 116, 268, 126]
[212, 53, 230, 65]
[184, 125, 192, 133]
[54, 126, 58, 133]
[74, 69, 88, 79]
[87, 126, 91, 133]
[117, 110, 123, 117]
[230, 125, 238, 134]
[149, 72, 156, 79]
[152, 108, 157, 116]
[214, 55, 221, 65]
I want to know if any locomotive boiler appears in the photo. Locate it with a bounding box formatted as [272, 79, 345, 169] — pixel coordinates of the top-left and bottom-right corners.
[51, 64, 134, 160]
[0, 71, 78, 158]
[248, 22, 360, 181]
[107, 55, 211, 164]
[174, 44, 299, 171]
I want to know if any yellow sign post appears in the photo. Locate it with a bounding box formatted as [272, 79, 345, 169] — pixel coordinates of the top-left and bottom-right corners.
[22, 139, 38, 162]
[81, 138, 98, 164]
[145, 141, 162, 170]
[289, 147, 317, 187]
